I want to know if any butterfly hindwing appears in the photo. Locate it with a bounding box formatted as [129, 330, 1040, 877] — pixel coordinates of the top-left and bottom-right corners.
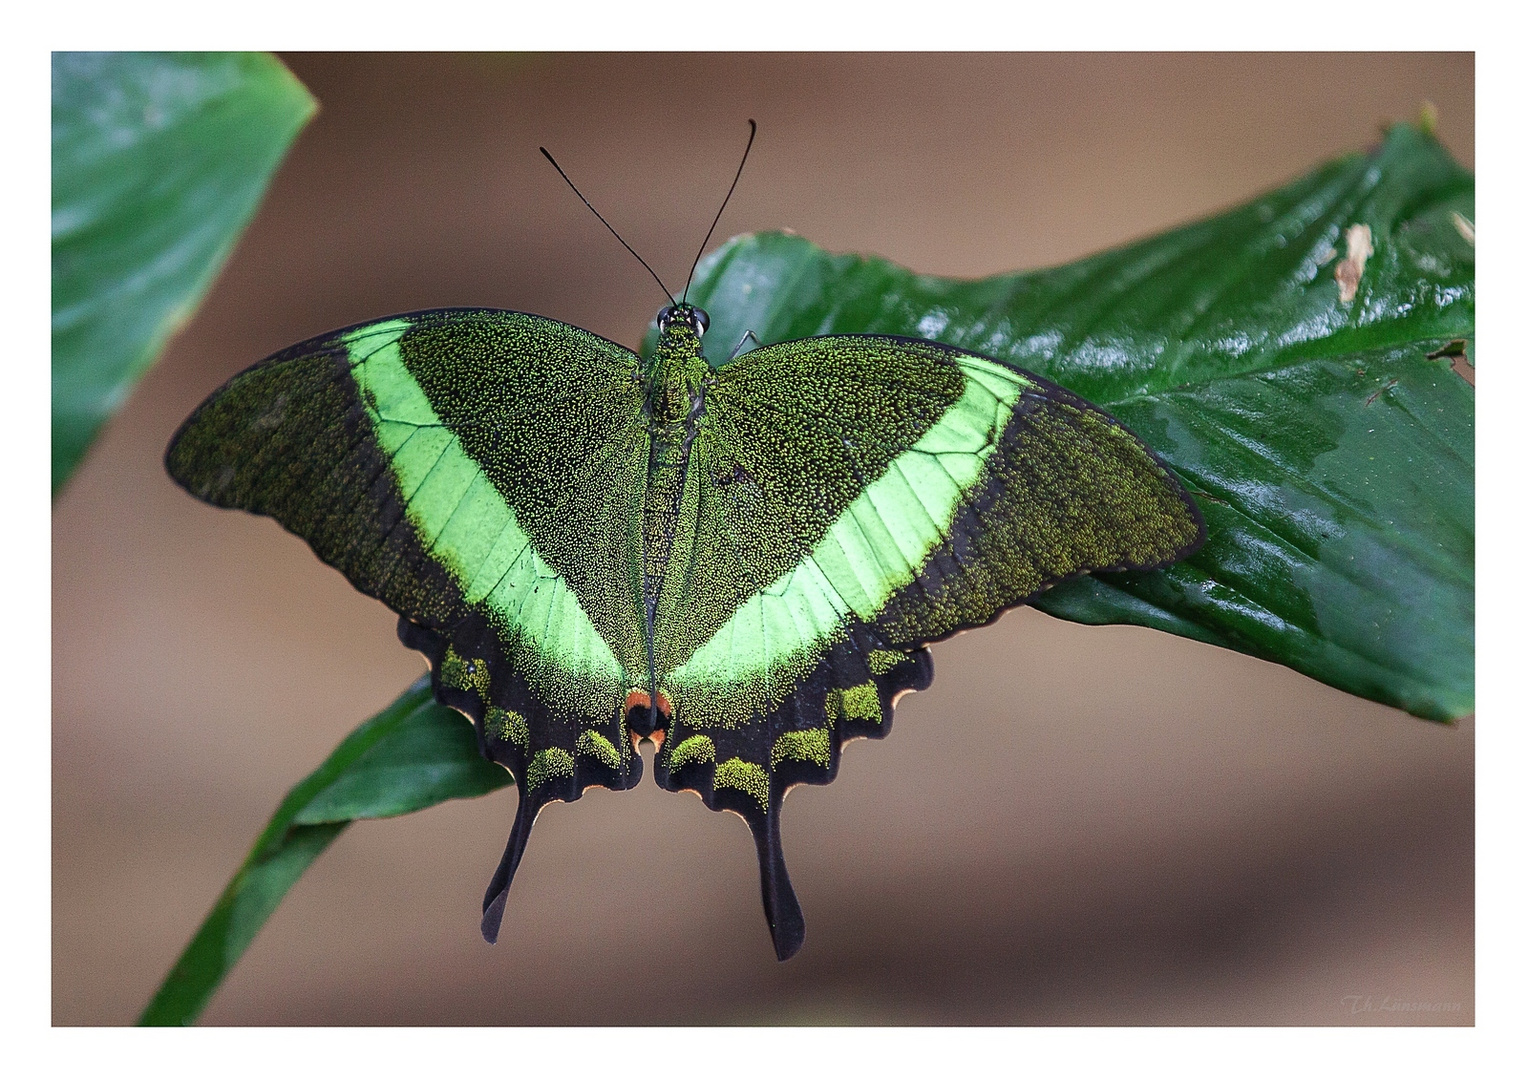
[653, 621, 933, 959]
[166, 309, 655, 937]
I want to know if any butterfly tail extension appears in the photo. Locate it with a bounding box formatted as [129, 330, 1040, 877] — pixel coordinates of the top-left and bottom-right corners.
[753, 798, 806, 961]
[658, 626, 934, 958]
[481, 787, 536, 943]
[399, 616, 644, 941]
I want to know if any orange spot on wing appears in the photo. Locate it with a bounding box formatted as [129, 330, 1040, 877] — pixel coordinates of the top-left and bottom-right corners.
[624, 689, 674, 718]
[625, 689, 673, 748]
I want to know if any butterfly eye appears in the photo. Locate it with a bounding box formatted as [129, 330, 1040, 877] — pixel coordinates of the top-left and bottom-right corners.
[693, 308, 710, 335]
[656, 304, 676, 328]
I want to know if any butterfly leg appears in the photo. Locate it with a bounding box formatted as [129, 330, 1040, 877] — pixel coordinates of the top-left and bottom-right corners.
[727, 329, 762, 361]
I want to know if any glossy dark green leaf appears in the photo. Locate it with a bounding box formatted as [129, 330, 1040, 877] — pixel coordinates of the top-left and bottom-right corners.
[682, 123, 1473, 722]
[52, 52, 316, 496]
[138, 680, 509, 1026]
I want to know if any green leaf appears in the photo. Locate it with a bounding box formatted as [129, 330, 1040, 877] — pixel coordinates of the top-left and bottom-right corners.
[143, 122, 1473, 1024]
[137, 680, 510, 1026]
[682, 123, 1473, 723]
[52, 52, 316, 496]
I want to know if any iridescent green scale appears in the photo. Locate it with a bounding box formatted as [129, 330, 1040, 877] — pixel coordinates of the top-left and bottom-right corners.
[166, 302, 1204, 960]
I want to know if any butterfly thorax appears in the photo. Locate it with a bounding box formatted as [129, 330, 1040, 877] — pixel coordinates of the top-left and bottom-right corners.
[642, 312, 709, 427]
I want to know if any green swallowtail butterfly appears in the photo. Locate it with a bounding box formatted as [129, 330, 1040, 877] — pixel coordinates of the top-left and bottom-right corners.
[165, 127, 1205, 961]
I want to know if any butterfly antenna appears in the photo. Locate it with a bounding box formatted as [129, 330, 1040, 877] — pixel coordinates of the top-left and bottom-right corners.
[540, 146, 674, 305]
[682, 119, 757, 305]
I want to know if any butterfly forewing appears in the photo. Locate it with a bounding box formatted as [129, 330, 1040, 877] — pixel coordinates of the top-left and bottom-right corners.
[166, 309, 652, 811]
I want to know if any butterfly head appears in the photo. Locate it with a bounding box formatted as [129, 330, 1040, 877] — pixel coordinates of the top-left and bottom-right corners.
[656, 303, 710, 337]
[648, 303, 713, 416]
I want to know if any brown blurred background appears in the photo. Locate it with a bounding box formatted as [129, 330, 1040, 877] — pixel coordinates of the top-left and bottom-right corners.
[53, 54, 1474, 1026]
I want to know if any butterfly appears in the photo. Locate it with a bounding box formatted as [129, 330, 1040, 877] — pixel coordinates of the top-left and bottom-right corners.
[164, 127, 1205, 961]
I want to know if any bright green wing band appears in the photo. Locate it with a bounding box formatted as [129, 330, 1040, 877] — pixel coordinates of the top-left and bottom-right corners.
[344, 320, 625, 719]
[667, 356, 1026, 726]
[389, 314, 652, 680]
[874, 348, 1206, 644]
